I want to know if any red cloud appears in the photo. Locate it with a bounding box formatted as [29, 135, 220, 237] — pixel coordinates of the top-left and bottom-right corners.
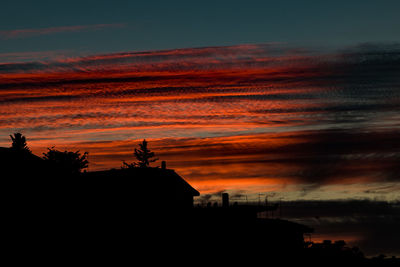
[0, 43, 399, 199]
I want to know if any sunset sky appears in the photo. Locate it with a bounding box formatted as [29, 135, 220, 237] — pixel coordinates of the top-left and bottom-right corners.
[1, 0, 400, 202]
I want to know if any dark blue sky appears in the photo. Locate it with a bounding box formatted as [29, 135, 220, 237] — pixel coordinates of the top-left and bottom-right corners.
[1, 0, 400, 60]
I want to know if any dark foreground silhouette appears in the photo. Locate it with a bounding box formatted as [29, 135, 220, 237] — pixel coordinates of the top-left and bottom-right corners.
[2, 146, 399, 265]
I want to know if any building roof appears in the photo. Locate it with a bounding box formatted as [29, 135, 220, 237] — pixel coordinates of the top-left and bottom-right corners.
[83, 167, 200, 197]
[0, 146, 199, 200]
[0, 147, 49, 177]
[0, 147, 42, 162]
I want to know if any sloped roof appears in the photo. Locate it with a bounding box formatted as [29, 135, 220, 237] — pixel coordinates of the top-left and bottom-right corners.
[0, 147, 43, 162]
[0, 147, 49, 176]
[84, 167, 200, 196]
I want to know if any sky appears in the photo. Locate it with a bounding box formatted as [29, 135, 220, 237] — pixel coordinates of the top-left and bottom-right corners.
[1, 1, 400, 202]
[1, 0, 400, 58]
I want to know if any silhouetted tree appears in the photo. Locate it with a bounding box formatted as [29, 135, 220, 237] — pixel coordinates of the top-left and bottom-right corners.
[123, 139, 158, 168]
[10, 133, 31, 153]
[134, 139, 158, 167]
[43, 147, 88, 175]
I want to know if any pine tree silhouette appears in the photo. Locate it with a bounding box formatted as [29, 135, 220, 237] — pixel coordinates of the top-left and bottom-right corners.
[134, 139, 158, 168]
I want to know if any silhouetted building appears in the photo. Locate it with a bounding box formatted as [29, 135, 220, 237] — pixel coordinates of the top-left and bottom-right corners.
[0, 147, 51, 178]
[3, 147, 334, 263]
[83, 163, 200, 209]
[191, 193, 313, 255]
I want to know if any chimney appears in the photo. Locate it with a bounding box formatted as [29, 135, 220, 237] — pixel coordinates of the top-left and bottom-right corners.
[161, 161, 166, 170]
[222, 193, 229, 208]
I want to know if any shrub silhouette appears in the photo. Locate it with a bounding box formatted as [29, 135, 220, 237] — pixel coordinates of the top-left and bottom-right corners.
[43, 147, 88, 175]
[10, 133, 31, 153]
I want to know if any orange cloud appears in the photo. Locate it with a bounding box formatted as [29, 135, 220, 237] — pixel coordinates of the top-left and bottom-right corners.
[1, 43, 399, 200]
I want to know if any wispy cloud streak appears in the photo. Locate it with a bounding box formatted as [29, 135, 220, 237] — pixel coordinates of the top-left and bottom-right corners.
[0, 23, 126, 40]
[0, 43, 399, 198]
